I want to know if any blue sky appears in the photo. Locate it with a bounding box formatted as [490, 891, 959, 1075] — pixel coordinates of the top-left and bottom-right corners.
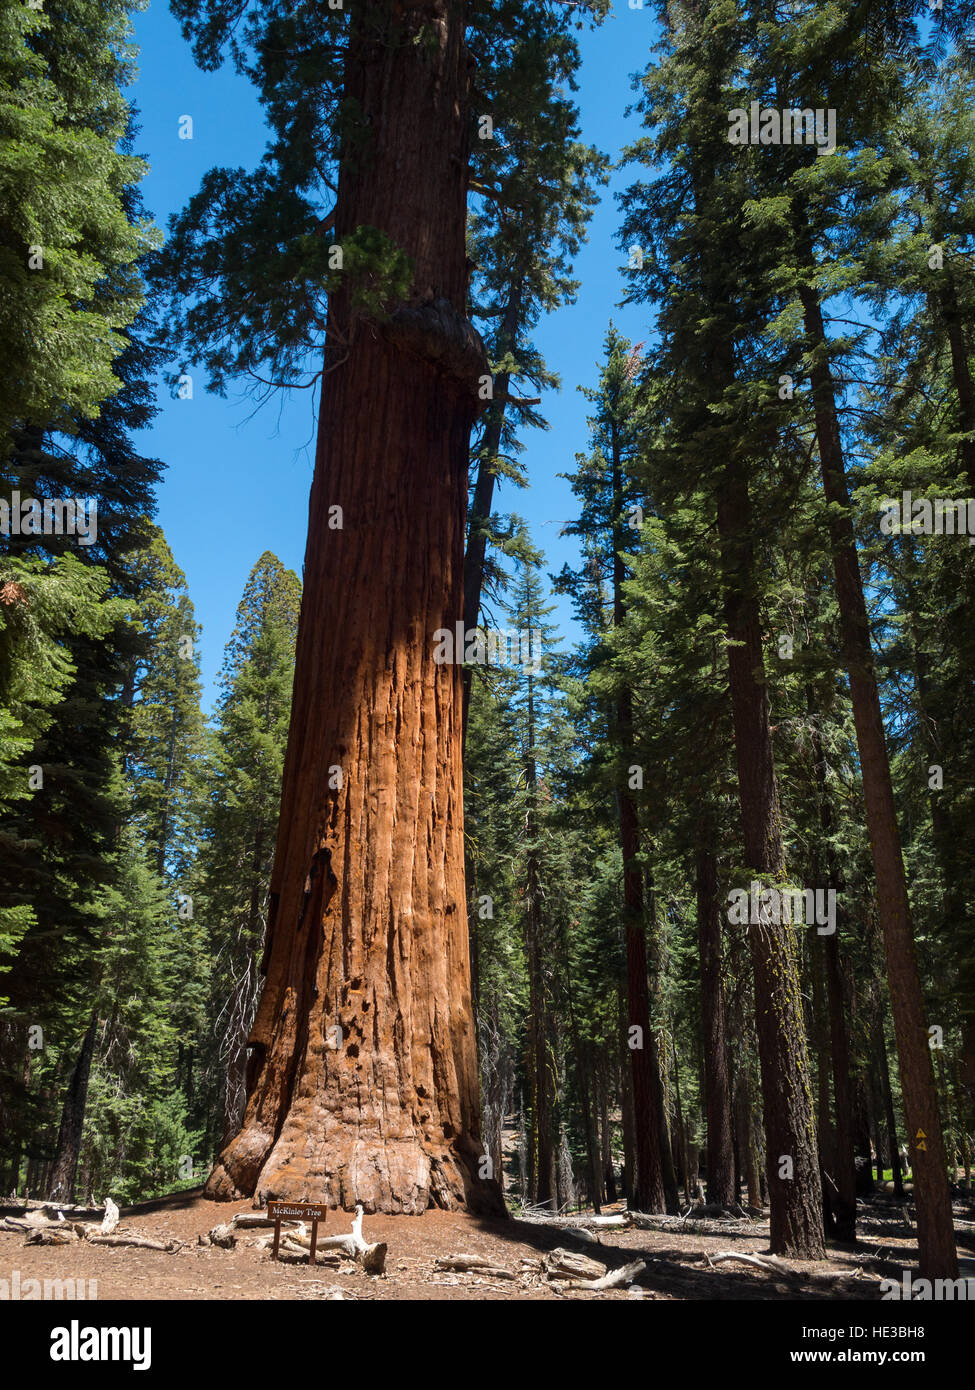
[128, 2, 660, 704]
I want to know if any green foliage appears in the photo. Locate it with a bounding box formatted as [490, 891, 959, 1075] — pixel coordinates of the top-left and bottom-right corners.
[0, 0, 156, 445]
[193, 552, 300, 1152]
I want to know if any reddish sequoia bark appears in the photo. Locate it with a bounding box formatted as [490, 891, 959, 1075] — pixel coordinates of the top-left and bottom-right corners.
[207, 0, 502, 1216]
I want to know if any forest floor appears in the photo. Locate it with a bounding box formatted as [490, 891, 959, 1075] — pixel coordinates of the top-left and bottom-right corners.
[4, 1190, 975, 1300]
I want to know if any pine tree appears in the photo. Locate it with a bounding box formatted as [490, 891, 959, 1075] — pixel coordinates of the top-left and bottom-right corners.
[462, 6, 607, 732]
[555, 326, 675, 1213]
[0, 0, 155, 445]
[619, 0, 825, 1256]
[737, 0, 958, 1277]
[124, 529, 205, 881]
[195, 552, 300, 1152]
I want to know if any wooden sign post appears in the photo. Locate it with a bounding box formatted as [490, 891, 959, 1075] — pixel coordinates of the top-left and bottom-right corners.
[267, 1200, 329, 1264]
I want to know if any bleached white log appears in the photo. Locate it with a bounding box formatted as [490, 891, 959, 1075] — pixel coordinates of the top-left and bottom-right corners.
[705, 1250, 788, 1273]
[100, 1198, 120, 1234]
[543, 1248, 607, 1282]
[566, 1258, 646, 1291]
[520, 1211, 630, 1233]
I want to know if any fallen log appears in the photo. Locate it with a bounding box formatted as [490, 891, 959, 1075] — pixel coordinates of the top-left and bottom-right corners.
[25, 1226, 78, 1246]
[281, 1238, 341, 1265]
[86, 1233, 180, 1252]
[705, 1251, 793, 1274]
[230, 1211, 278, 1230]
[520, 1211, 630, 1231]
[565, 1259, 646, 1291]
[435, 1255, 517, 1281]
[542, 1248, 607, 1282]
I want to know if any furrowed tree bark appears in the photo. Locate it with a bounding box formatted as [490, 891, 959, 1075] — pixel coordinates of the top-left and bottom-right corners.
[206, 0, 502, 1217]
[800, 282, 958, 1278]
[716, 459, 825, 1258]
[695, 837, 735, 1207]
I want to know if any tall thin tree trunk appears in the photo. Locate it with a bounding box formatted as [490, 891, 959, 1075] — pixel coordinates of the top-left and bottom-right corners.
[696, 837, 735, 1206]
[807, 692, 857, 1240]
[461, 277, 524, 738]
[646, 875, 680, 1212]
[618, 991, 636, 1205]
[809, 935, 837, 1236]
[716, 458, 824, 1257]
[800, 282, 958, 1279]
[524, 646, 555, 1209]
[736, 1073, 762, 1210]
[878, 1024, 905, 1201]
[609, 428, 668, 1213]
[47, 1009, 97, 1203]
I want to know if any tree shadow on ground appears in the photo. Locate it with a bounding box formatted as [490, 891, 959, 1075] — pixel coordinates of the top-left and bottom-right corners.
[470, 1210, 883, 1300]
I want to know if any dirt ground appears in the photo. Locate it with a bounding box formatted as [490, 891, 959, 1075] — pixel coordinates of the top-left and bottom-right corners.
[5, 1191, 973, 1300]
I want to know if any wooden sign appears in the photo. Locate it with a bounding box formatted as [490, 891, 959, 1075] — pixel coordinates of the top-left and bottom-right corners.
[267, 1200, 329, 1263]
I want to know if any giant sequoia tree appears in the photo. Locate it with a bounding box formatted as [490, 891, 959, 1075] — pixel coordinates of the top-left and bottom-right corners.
[161, 0, 541, 1212]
